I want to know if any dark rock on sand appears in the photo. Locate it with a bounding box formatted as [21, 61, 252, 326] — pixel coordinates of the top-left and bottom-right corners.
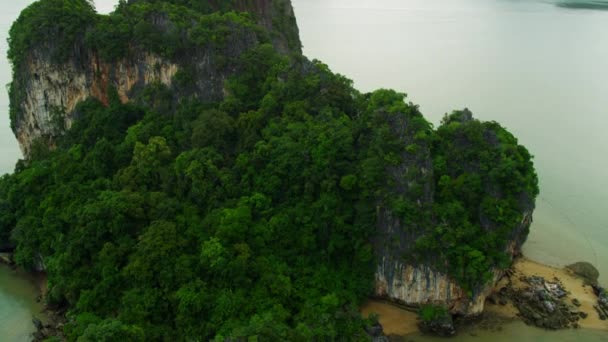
[507, 276, 582, 330]
[592, 285, 602, 296]
[566, 262, 600, 286]
[592, 285, 608, 320]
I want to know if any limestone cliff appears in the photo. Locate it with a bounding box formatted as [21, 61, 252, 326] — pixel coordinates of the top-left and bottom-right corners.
[372, 110, 536, 316]
[374, 214, 533, 315]
[14, 51, 179, 154]
[9, 0, 299, 156]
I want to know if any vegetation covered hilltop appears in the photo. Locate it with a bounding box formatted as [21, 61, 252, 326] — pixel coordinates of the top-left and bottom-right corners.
[0, 0, 538, 340]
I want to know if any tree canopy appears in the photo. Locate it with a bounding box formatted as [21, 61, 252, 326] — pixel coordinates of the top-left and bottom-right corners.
[2, 0, 538, 340]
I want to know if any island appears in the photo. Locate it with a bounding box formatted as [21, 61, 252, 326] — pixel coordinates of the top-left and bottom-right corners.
[1, 0, 600, 340]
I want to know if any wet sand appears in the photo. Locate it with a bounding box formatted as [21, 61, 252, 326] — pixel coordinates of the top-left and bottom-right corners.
[360, 299, 420, 336]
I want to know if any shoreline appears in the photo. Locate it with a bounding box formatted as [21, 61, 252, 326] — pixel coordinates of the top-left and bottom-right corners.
[362, 256, 608, 337]
[0, 262, 60, 341]
[0, 262, 49, 341]
[5, 253, 608, 339]
[0, 253, 48, 299]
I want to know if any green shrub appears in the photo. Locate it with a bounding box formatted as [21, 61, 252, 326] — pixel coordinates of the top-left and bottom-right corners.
[419, 304, 449, 322]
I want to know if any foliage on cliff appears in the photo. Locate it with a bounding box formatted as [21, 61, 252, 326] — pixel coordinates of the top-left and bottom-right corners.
[420, 110, 538, 293]
[7, 0, 97, 131]
[2, 0, 538, 340]
[7, 0, 296, 67]
[7, 0, 96, 67]
[6, 0, 299, 133]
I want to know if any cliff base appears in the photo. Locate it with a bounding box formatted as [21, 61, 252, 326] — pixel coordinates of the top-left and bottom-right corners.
[363, 257, 608, 338]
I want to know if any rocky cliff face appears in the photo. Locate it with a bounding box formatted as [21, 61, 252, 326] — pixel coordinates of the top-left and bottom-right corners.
[374, 212, 533, 315]
[10, 0, 299, 156]
[372, 109, 536, 316]
[15, 51, 179, 154]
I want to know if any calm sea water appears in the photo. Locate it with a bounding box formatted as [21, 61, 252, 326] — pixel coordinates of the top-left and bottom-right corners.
[0, 265, 44, 341]
[0, 0, 607, 340]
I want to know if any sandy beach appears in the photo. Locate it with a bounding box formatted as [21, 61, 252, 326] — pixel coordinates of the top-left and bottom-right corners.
[362, 257, 608, 337]
[360, 299, 420, 336]
[487, 257, 608, 331]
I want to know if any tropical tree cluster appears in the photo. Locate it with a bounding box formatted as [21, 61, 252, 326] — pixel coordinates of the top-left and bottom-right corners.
[1, 0, 538, 340]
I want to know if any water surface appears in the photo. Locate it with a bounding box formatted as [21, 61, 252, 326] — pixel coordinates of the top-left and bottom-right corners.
[0, 265, 44, 341]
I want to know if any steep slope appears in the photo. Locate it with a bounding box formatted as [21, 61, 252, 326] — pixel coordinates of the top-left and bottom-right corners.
[9, 0, 300, 156]
[374, 109, 536, 315]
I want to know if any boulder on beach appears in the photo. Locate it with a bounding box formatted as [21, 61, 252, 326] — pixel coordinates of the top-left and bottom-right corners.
[565, 262, 600, 285]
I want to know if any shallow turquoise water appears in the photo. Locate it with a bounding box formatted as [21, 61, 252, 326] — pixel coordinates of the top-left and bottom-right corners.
[0, 266, 44, 342]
